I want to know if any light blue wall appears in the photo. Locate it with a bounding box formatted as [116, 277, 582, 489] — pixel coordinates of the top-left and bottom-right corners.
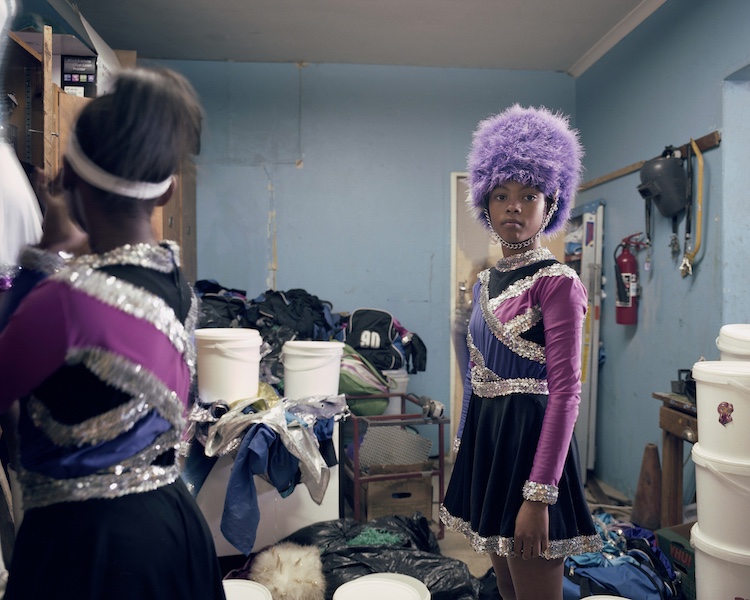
[146, 0, 750, 501]
[146, 58, 575, 448]
[575, 0, 750, 497]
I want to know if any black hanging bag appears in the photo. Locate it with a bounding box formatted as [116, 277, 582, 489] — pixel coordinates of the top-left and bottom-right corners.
[346, 308, 404, 372]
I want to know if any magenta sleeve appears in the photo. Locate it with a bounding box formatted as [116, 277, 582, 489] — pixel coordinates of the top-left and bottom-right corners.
[0, 281, 70, 411]
[527, 274, 588, 488]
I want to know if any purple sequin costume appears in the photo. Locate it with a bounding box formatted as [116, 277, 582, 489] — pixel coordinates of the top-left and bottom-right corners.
[440, 247, 602, 559]
[0, 243, 226, 599]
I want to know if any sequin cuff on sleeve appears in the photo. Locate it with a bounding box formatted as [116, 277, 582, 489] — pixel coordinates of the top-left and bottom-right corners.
[19, 246, 67, 274]
[453, 437, 461, 453]
[523, 480, 559, 504]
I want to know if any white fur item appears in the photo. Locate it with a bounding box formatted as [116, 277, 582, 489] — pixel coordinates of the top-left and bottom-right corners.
[249, 542, 325, 600]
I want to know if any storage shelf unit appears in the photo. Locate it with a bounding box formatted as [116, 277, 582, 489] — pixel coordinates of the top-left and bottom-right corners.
[342, 393, 449, 539]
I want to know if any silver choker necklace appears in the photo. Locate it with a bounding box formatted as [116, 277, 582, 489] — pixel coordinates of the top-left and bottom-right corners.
[484, 198, 558, 250]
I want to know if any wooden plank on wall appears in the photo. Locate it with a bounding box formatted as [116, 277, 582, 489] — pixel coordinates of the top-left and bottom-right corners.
[579, 131, 721, 192]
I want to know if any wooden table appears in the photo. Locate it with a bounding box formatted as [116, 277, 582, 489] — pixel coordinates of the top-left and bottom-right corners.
[653, 392, 697, 528]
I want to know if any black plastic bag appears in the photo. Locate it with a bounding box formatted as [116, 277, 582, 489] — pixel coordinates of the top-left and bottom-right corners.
[281, 514, 479, 600]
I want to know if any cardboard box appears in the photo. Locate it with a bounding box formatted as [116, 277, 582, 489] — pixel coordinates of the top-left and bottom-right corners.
[656, 521, 696, 600]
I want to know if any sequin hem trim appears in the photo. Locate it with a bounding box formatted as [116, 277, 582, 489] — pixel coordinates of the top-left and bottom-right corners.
[18, 463, 181, 510]
[439, 506, 603, 559]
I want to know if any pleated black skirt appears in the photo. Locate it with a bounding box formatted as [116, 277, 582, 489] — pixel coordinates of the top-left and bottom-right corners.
[440, 392, 602, 559]
[5, 479, 226, 600]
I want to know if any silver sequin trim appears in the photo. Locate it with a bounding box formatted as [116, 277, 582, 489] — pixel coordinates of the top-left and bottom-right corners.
[18, 463, 181, 510]
[52, 262, 194, 378]
[479, 261, 578, 364]
[439, 505, 603, 559]
[28, 347, 186, 447]
[74, 241, 181, 271]
[523, 479, 559, 504]
[18, 243, 195, 509]
[467, 332, 548, 397]
[71, 242, 197, 377]
[494, 247, 556, 272]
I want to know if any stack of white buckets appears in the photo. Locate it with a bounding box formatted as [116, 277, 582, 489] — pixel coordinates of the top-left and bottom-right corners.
[193, 329, 345, 560]
[690, 323, 750, 599]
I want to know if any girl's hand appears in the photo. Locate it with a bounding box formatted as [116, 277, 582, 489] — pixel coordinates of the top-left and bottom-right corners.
[33, 169, 89, 255]
[514, 500, 549, 560]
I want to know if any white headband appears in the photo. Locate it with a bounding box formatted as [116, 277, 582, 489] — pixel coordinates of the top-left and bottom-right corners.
[66, 131, 173, 200]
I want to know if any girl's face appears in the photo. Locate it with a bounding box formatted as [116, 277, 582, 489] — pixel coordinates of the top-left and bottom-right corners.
[487, 180, 548, 254]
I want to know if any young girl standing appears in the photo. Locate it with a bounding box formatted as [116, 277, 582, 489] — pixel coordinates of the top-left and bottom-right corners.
[440, 105, 602, 600]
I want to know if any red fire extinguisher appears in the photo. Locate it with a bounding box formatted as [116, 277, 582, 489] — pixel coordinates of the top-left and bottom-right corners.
[614, 233, 648, 325]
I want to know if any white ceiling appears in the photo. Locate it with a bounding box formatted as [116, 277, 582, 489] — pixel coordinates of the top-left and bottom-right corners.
[65, 0, 666, 78]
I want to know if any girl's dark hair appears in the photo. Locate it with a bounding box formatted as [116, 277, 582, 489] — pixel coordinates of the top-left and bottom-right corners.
[74, 67, 203, 185]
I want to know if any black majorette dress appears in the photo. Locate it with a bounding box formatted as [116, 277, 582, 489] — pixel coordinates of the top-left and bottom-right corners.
[440, 247, 602, 559]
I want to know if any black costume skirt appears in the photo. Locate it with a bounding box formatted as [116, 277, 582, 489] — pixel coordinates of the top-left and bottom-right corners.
[440, 392, 602, 559]
[5, 479, 226, 600]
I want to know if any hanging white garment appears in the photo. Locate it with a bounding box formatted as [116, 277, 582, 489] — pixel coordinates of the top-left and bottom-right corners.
[0, 143, 42, 266]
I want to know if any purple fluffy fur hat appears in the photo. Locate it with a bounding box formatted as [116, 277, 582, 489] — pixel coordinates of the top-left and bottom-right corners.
[467, 104, 584, 236]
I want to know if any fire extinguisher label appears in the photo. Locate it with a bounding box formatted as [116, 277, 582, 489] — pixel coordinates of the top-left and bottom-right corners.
[615, 273, 637, 308]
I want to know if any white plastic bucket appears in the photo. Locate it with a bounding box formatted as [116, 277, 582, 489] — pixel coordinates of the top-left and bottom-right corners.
[691, 360, 750, 461]
[691, 523, 750, 600]
[195, 328, 262, 405]
[692, 443, 750, 550]
[716, 323, 750, 361]
[222, 579, 273, 600]
[281, 340, 344, 400]
[333, 574, 424, 600]
[383, 368, 410, 415]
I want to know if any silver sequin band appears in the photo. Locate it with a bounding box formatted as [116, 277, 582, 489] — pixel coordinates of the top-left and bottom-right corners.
[471, 367, 548, 397]
[467, 332, 548, 397]
[439, 505, 602, 559]
[18, 462, 181, 510]
[523, 479, 559, 504]
[18, 246, 67, 274]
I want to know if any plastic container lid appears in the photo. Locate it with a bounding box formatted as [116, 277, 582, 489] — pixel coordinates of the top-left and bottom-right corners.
[691, 523, 750, 565]
[222, 579, 273, 600]
[333, 575, 421, 600]
[283, 340, 345, 352]
[692, 442, 750, 475]
[374, 573, 430, 600]
[691, 360, 750, 383]
[716, 324, 750, 354]
[195, 328, 262, 344]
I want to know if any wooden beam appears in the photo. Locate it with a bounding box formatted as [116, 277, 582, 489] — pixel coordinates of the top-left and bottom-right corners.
[579, 130, 721, 191]
[43, 25, 55, 179]
[8, 31, 42, 62]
